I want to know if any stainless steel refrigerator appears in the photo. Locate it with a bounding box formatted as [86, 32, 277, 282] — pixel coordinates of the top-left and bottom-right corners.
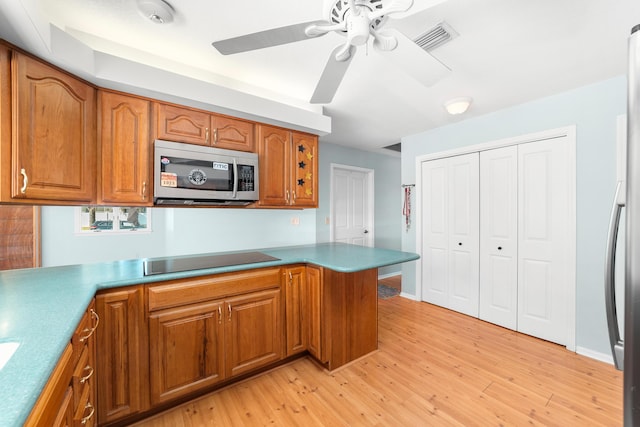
[606, 23, 640, 426]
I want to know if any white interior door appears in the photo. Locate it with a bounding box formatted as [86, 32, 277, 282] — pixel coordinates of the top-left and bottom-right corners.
[479, 146, 518, 329]
[421, 153, 479, 315]
[331, 165, 373, 247]
[517, 137, 570, 345]
[421, 157, 450, 307]
[447, 153, 480, 316]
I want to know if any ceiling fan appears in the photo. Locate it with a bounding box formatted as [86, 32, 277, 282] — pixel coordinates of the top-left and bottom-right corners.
[211, 0, 450, 104]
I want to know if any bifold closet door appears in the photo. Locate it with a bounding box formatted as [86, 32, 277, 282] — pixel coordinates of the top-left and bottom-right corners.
[421, 153, 479, 317]
[479, 146, 518, 330]
[517, 137, 570, 345]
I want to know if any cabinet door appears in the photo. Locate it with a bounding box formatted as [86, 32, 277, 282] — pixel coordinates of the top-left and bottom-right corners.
[225, 288, 282, 377]
[12, 52, 96, 202]
[98, 91, 151, 205]
[479, 147, 518, 329]
[291, 132, 318, 207]
[155, 103, 210, 146]
[211, 115, 255, 152]
[95, 287, 146, 424]
[149, 300, 225, 405]
[284, 266, 307, 356]
[306, 265, 324, 362]
[257, 125, 290, 206]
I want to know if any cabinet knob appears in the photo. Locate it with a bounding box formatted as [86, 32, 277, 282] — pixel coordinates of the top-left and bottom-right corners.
[498, 246, 503, 250]
[458, 242, 462, 246]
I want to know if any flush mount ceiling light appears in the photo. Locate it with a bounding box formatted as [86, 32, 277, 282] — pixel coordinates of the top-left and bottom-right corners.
[444, 97, 472, 115]
[136, 0, 174, 24]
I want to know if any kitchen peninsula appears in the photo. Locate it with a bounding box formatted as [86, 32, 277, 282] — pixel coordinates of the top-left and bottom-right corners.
[0, 242, 418, 426]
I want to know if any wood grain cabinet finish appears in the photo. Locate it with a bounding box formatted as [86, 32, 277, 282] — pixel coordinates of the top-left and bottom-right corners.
[305, 265, 324, 362]
[225, 289, 282, 377]
[148, 300, 225, 406]
[95, 286, 147, 425]
[257, 125, 318, 208]
[26, 301, 98, 427]
[155, 103, 255, 152]
[9, 51, 96, 203]
[98, 91, 151, 205]
[284, 266, 307, 356]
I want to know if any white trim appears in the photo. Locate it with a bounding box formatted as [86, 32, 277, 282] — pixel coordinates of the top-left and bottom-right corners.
[415, 125, 577, 352]
[378, 272, 401, 280]
[400, 292, 420, 301]
[576, 346, 614, 365]
[329, 163, 375, 247]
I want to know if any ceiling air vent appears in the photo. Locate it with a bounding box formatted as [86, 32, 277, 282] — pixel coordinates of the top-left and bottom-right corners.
[413, 21, 458, 52]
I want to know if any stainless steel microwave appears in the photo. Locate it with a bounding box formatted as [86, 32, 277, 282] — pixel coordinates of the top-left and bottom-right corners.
[153, 140, 259, 206]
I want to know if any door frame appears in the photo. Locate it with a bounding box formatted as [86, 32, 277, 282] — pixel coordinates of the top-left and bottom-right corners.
[329, 163, 375, 246]
[414, 125, 577, 351]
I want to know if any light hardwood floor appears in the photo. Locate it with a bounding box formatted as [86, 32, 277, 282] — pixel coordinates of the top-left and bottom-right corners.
[134, 286, 622, 426]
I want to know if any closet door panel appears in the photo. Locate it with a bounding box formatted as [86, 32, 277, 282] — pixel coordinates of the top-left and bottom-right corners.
[421, 158, 449, 307]
[479, 147, 518, 329]
[517, 137, 570, 345]
[447, 153, 479, 317]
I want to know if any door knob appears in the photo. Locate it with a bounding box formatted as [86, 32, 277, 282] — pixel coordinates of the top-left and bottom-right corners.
[364, 230, 369, 234]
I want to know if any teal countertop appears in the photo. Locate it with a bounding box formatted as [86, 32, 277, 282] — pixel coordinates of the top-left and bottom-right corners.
[0, 242, 418, 426]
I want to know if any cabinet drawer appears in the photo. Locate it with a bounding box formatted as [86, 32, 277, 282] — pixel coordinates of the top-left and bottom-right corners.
[72, 345, 94, 411]
[148, 268, 281, 311]
[71, 306, 98, 364]
[74, 380, 96, 426]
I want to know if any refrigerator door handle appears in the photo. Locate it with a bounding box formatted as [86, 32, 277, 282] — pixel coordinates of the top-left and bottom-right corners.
[605, 180, 625, 370]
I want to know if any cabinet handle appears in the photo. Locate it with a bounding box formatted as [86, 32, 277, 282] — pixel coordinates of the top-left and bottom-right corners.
[228, 304, 232, 321]
[142, 181, 147, 200]
[292, 191, 296, 204]
[20, 168, 28, 194]
[80, 401, 95, 425]
[286, 190, 290, 204]
[214, 128, 218, 145]
[218, 306, 222, 324]
[205, 128, 210, 143]
[80, 365, 94, 384]
[79, 309, 99, 343]
[289, 271, 293, 285]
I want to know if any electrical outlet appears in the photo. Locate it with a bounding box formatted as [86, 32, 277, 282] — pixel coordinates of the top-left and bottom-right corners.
[290, 216, 300, 225]
[325, 217, 330, 225]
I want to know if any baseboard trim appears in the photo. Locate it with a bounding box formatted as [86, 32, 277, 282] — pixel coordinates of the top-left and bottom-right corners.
[575, 346, 614, 365]
[399, 292, 420, 301]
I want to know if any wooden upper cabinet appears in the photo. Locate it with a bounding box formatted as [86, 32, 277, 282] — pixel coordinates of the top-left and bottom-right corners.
[98, 91, 151, 205]
[211, 115, 255, 152]
[257, 125, 290, 206]
[291, 131, 318, 208]
[155, 102, 255, 152]
[10, 51, 96, 203]
[257, 125, 318, 208]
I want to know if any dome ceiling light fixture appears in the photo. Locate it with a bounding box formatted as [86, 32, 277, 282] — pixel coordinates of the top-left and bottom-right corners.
[444, 97, 472, 115]
[136, 0, 175, 24]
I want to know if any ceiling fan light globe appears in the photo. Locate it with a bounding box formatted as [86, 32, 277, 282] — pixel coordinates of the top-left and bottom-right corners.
[444, 97, 472, 115]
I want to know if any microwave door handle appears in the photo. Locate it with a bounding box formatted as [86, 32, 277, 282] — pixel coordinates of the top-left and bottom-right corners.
[232, 158, 238, 199]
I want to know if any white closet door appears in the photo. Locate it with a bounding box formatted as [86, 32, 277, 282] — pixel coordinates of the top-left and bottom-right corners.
[421, 153, 479, 316]
[447, 153, 480, 317]
[479, 147, 518, 329]
[421, 157, 450, 307]
[517, 137, 570, 345]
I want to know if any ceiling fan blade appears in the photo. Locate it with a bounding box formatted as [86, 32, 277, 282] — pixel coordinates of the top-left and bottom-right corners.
[374, 28, 450, 87]
[310, 45, 356, 104]
[212, 20, 331, 55]
[368, 0, 414, 21]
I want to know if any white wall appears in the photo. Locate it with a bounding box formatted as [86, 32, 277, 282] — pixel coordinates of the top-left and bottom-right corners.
[317, 142, 403, 276]
[42, 207, 316, 266]
[401, 76, 625, 357]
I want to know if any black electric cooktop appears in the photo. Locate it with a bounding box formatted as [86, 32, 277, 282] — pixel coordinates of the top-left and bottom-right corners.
[143, 252, 280, 276]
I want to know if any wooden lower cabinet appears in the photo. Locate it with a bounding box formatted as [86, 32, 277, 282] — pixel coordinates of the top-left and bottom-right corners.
[148, 300, 225, 406]
[284, 266, 307, 356]
[225, 288, 282, 377]
[306, 265, 324, 362]
[95, 286, 147, 425]
[26, 301, 98, 427]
